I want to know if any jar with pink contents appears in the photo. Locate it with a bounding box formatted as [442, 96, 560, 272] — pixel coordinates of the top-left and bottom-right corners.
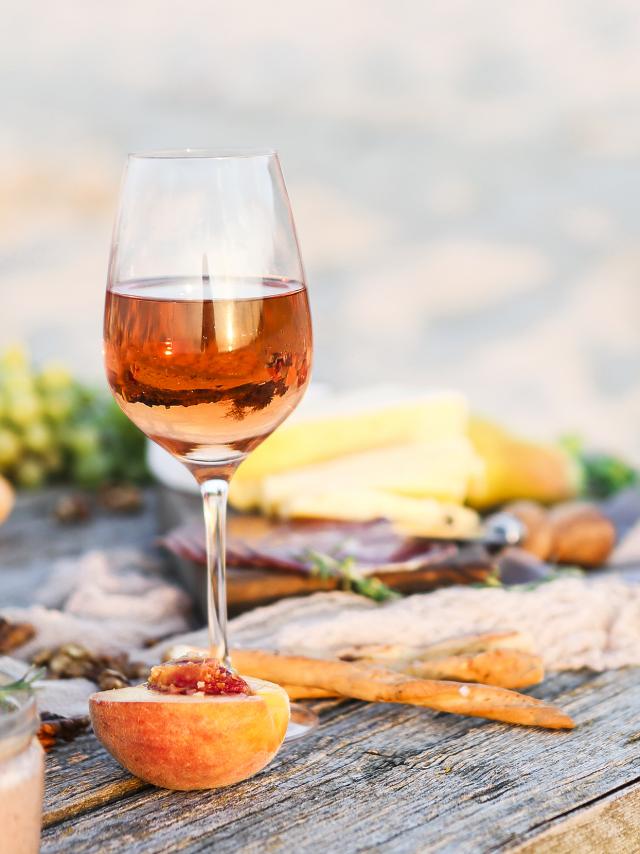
[0, 674, 45, 854]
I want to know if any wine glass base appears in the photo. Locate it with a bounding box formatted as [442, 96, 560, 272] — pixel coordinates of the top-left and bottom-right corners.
[285, 703, 320, 741]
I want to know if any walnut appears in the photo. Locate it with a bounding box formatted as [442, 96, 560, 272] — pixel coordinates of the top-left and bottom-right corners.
[32, 644, 149, 688]
[548, 502, 616, 568]
[54, 494, 91, 524]
[98, 669, 130, 690]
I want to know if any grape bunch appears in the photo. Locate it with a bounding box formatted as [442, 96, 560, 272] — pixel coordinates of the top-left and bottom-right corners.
[0, 346, 148, 488]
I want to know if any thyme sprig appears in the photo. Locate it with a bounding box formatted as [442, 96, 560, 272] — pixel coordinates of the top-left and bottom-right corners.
[0, 666, 45, 696]
[305, 550, 400, 603]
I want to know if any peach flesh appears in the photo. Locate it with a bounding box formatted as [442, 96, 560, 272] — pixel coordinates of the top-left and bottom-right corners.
[89, 676, 290, 790]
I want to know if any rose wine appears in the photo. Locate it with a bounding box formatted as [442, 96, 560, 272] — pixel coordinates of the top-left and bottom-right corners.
[104, 276, 312, 475]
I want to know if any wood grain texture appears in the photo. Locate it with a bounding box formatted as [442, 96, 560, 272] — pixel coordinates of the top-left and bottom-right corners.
[40, 669, 640, 853]
[514, 783, 640, 853]
[42, 733, 150, 829]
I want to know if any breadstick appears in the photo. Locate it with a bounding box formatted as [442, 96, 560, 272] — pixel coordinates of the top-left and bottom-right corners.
[423, 629, 535, 656]
[283, 685, 337, 700]
[335, 632, 543, 688]
[336, 630, 534, 664]
[230, 649, 574, 729]
[403, 649, 543, 689]
[282, 649, 542, 693]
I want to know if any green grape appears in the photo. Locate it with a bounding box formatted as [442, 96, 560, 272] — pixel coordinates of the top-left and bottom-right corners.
[0, 345, 29, 373]
[126, 459, 149, 483]
[73, 384, 99, 408]
[15, 457, 46, 489]
[71, 453, 110, 487]
[0, 352, 151, 488]
[41, 390, 75, 423]
[41, 447, 64, 474]
[0, 428, 20, 469]
[0, 352, 34, 404]
[5, 392, 40, 428]
[23, 422, 53, 454]
[36, 361, 73, 393]
[64, 424, 101, 458]
[2, 373, 35, 397]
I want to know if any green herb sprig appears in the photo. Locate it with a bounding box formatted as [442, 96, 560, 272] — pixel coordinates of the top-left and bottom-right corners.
[0, 666, 45, 711]
[305, 550, 400, 603]
[561, 435, 638, 499]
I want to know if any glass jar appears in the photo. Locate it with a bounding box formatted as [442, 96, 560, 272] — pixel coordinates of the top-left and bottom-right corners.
[0, 675, 45, 854]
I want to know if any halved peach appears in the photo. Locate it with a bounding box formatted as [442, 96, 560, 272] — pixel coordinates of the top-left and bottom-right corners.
[89, 676, 289, 790]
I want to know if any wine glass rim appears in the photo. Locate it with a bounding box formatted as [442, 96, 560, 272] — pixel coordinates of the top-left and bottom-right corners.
[128, 148, 277, 160]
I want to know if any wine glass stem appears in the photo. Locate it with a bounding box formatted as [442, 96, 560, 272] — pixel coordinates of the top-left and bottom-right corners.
[200, 478, 230, 668]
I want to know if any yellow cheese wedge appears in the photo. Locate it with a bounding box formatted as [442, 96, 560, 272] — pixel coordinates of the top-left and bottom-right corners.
[276, 487, 481, 539]
[233, 391, 468, 487]
[467, 417, 583, 509]
[231, 392, 470, 509]
[234, 437, 480, 513]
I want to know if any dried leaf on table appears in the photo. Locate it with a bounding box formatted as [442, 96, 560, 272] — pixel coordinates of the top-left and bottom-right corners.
[99, 484, 144, 513]
[54, 494, 91, 524]
[0, 617, 35, 654]
[37, 712, 90, 751]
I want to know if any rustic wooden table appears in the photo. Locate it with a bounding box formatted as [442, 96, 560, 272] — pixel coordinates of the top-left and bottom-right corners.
[2, 490, 639, 853]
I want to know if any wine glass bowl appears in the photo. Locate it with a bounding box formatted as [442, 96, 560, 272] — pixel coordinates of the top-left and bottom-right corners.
[103, 151, 313, 676]
[104, 275, 311, 481]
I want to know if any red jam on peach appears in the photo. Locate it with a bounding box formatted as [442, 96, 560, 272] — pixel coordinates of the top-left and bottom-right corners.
[147, 658, 251, 696]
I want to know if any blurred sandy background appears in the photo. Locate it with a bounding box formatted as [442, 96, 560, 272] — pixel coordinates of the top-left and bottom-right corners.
[1, 1, 638, 458]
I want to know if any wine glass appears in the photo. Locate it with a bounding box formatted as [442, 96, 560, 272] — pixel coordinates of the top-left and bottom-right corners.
[103, 149, 314, 735]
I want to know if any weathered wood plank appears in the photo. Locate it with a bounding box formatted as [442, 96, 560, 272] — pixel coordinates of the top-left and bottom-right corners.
[514, 783, 640, 853]
[40, 669, 640, 853]
[42, 732, 150, 828]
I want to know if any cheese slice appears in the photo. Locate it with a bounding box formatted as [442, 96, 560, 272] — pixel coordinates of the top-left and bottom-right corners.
[276, 487, 481, 539]
[240, 437, 480, 513]
[233, 390, 469, 487]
